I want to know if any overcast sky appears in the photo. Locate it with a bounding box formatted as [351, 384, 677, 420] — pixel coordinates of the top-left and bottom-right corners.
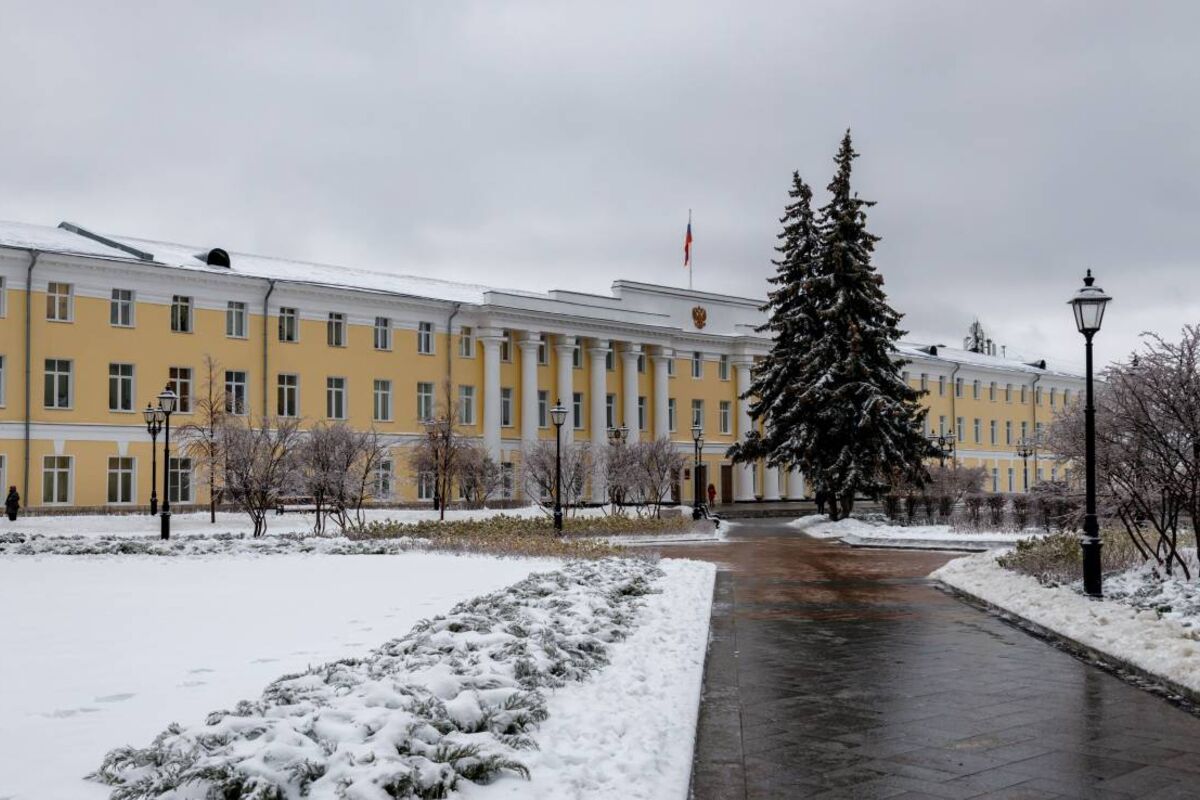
[2, 1, 1197, 367]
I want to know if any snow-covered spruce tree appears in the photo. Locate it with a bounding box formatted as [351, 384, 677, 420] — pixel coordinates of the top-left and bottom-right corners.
[731, 131, 932, 519]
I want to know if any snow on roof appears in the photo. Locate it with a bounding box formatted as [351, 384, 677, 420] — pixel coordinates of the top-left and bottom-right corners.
[0, 220, 136, 261]
[897, 342, 1083, 379]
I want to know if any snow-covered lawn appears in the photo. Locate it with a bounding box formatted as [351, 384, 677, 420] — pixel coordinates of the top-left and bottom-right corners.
[0, 552, 555, 799]
[2, 506, 574, 539]
[791, 514, 1043, 551]
[934, 553, 1200, 698]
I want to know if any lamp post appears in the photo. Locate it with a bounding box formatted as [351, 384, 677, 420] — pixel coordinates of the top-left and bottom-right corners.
[157, 386, 178, 541]
[1015, 438, 1035, 492]
[1069, 269, 1111, 598]
[143, 403, 163, 515]
[691, 423, 704, 520]
[928, 432, 956, 468]
[550, 400, 568, 533]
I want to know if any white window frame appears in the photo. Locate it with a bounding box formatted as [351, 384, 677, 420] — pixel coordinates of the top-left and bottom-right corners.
[417, 382, 434, 422]
[374, 458, 394, 499]
[572, 392, 583, 430]
[538, 390, 548, 427]
[0, 355, 6, 407]
[572, 344, 582, 369]
[972, 418, 981, 443]
[107, 456, 136, 505]
[605, 393, 616, 429]
[108, 363, 135, 412]
[719, 355, 730, 381]
[44, 358, 72, 409]
[418, 321, 435, 355]
[225, 370, 248, 415]
[46, 282, 73, 322]
[719, 400, 731, 434]
[606, 350, 615, 371]
[169, 457, 193, 503]
[0, 275, 5, 318]
[459, 326, 474, 357]
[692, 351, 703, 379]
[42, 455, 72, 505]
[326, 377, 347, 420]
[110, 288, 134, 327]
[277, 373, 299, 417]
[500, 330, 513, 362]
[989, 419, 997, 445]
[638, 354, 647, 374]
[537, 340, 547, 365]
[169, 367, 193, 413]
[637, 396, 647, 431]
[458, 385, 475, 425]
[501, 387, 513, 427]
[374, 317, 392, 351]
[226, 301, 248, 338]
[170, 295, 193, 333]
[279, 307, 299, 342]
[417, 471, 435, 501]
[691, 398, 704, 428]
[668, 397, 677, 432]
[327, 313, 346, 347]
[373, 379, 392, 422]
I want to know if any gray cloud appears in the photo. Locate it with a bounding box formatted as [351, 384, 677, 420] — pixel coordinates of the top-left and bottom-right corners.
[2, 0, 1197, 367]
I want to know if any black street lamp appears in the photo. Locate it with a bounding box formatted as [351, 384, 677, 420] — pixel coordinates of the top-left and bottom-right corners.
[157, 386, 178, 541]
[691, 423, 705, 520]
[550, 400, 568, 533]
[928, 432, 956, 467]
[1069, 269, 1111, 598]
[1015, 438, 1035, 493]
[143, 403, 164, 515]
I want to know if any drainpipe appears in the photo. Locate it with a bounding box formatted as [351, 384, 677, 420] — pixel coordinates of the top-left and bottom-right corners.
[23, 250, 40, 502]
[1031, 373, 1042, 479]
[262, 280, 276, 419]
[445, 302, 462, 391]
[948, 362, 961, 451]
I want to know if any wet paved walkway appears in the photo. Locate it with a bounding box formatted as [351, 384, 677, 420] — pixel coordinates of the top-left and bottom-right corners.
[662, 521, 1200, 800]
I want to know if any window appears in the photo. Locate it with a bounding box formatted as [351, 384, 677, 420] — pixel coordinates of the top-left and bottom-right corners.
[1050, 388, 1058, 407]
[225, 370, 247, 415]
[226, 301, 247, 338]
[501, 387, 513, 427]
[279, 307, 299, 342]
[417, 321, 434, 354]
[538, 390, 548, 427]
[327, 313, 346, 347]
[0, 355, 5, 406]
[955, 378, 963, 398]
[919, 373, 928, 393]
[691, 398, 704, 428]
[991, 468, 999, 492]
[605, 394, 616, 429]
[989, 382, 997, 401]
[459, 326, 474, 357]
[110, 289, 134, 327]
[972, 380, 980, 399]
[972, 418, 981, 443]
[458, 385, 475, 425]
[169, 367, 193, 413]
[277, 374, 299, 417]
[500, 462, 514, 499]
[107, 457, 135, 504]
[1035, 422, 1044, 441]
[537, 340, 548, 365]
[572, 392, 584, 429]
[572, 344, 582, 369]
[171, 295, 193, 332]
[0, 276, 5, 317]
[374, 379, 392, 422]
[417, 382, 434, 422]
[1038, 468, 1045, 484]
[1005, 420, 1013, 445]
[1035, 387, 1043, 405]
[1005, 383, 1012, 402]
[637, 396, 647, 431]
[938, 376, 946, 396]
[42, 455, 71, 504]
[692, 351, 703, 379]
[169, 457, 193, 503]
[606, 350, 615, 371]
[665, 356, 674, 377]
[374, 317, 392, 350]
[637, 353, 646, 374]
[956, 416, 965, 441]
[46, 282, 73, 321]
[1020, 385, 1027, 404]
[938, 415, 947, 435]
[417, 472, 435, 501]
[668, 398, 677, 432]
[43, 359, 72, 409]
[1063, 389, 1071, 405]
[1021, 421, 1029, 441]
[500, 330, 512, 362]
[989, 419, 997, 445]
[719, 401, 731, 434]
[326, 377, 347, 419]
[108, 363, 134, 412]
[1007, 468, 1015, 493]
[719, 355, 730, 381]
[373, 459, 394, 499]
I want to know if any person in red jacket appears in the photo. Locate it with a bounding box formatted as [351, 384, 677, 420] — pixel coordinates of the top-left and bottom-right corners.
[706, 483, 716, 508]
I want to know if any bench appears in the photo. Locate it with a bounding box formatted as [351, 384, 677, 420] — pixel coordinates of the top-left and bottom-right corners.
[275, 496, 318, 515]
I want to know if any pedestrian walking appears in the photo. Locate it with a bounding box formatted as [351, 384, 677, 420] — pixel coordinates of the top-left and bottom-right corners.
[706, 483, 716, 507]
[5, 486, 19, 521]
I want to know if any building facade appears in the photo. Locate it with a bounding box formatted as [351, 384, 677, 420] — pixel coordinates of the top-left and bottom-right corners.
[0, 221, 1083, 510]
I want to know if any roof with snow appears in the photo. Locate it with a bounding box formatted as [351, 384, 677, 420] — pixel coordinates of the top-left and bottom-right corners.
[896, 342, 1083, 380]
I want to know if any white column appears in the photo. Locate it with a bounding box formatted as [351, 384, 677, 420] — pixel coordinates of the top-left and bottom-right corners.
[652, 346, 672, 440]
[786, 468, 806, 500]
[734, 357, 755, 501]
[621, 344, 642, 442]
[763, 464, 781, 501]
[479, 328, 504, 461]
[589, 340, 610, 503]
[555, 336, 576, 445]
[517, 334, 540, 450]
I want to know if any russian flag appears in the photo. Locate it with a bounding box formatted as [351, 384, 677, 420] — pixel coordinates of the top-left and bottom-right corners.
[684, 217, 693, 267]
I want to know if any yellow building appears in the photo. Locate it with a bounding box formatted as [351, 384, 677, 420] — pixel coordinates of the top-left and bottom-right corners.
[0, 220, 1081, 510]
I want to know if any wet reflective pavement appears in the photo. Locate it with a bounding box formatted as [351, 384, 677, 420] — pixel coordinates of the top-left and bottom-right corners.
[662, 521, 1200, 800]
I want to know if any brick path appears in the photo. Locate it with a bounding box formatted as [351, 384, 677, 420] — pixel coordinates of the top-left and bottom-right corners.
[662, 521, 1200, 799]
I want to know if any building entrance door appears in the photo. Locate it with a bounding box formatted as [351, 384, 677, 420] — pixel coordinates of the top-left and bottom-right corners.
[720, 464, 733, 504]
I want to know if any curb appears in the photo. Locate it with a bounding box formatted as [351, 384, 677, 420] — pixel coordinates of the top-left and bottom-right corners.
[840, 533, 990, 552]
[935, 579, 1200, 714]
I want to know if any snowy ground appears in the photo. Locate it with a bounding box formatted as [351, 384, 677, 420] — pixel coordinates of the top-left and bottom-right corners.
[460, 559, 715, 800]
[934, 553, 1200, 697]
[790, 514, 1043, 551]
[0, 506, 582, 539]
[0, 552, 555, 799]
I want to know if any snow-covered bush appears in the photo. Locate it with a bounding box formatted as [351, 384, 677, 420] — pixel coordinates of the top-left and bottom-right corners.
[90, 558, 663, 799]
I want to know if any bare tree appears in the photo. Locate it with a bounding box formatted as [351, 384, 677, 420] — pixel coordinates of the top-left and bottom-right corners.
[520, 440, 593, 516]
[601, 440, 640, 515]
[298, 424, 393, 533]
[458, 441, 503, 508]
[222, 416, 302, 537]
[629, 437, 686, 518]
[407, 381, 466, 520]
[177, 355, 228, 523]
